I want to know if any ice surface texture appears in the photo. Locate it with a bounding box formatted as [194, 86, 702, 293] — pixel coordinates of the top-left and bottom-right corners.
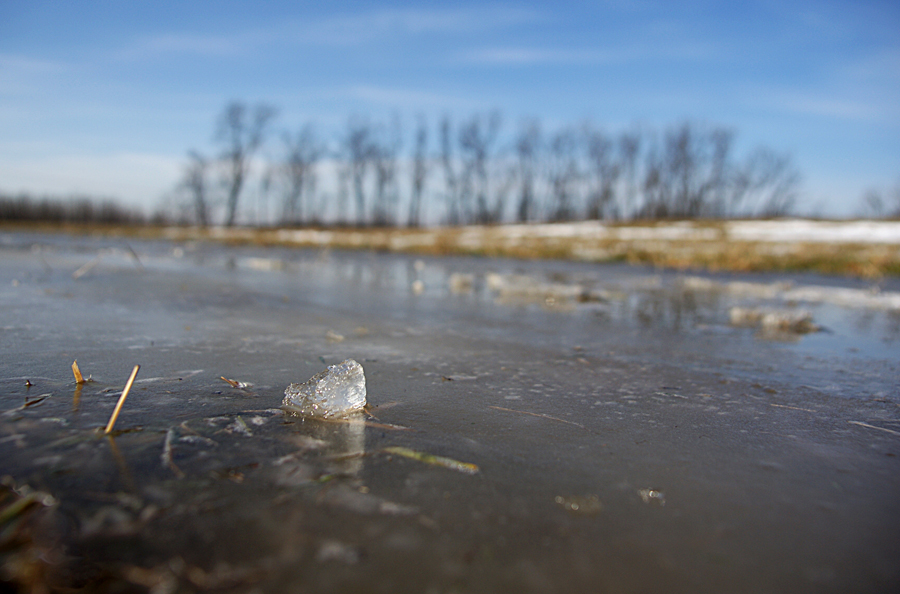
[283, 359, 367, 418]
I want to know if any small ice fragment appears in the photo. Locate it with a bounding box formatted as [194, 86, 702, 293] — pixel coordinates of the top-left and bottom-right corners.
[729, 306, 818, 334]
[760, 310, 817, 333]
[283, 359, 367, 418]
[638, 488, 666, 506]
[554, 495, 602, 516]
[316, 540, 362, 564]
[729, 306, 763, 327]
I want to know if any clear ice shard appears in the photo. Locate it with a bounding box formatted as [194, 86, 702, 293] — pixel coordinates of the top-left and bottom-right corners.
[283, 359, 367, 418]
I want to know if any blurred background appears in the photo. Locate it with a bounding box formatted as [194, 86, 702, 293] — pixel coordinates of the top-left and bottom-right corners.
[1, 0, 898, 226]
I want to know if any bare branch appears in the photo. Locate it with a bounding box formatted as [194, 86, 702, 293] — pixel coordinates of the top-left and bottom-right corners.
[215, 102, 278, 226]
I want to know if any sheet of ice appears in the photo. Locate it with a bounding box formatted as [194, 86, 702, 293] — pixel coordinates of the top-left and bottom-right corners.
[283, 359, 367, 418]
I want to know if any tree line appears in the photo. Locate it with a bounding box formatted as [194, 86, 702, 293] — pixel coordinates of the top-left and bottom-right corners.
[0, 193, 148, 225]
[171, 101, 803, 228]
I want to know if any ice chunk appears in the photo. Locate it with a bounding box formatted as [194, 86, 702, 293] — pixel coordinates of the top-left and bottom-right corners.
[729, 306, 818, 334]
[283, 359, 367, 418]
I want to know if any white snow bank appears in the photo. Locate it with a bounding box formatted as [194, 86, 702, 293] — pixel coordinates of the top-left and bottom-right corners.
[471, 220, 900, 244]
[725, 220, 900, 244]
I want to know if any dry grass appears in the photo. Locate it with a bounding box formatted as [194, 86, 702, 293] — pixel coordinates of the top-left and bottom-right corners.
[5, 220, 900, 278]
[104, 365, 140, 434]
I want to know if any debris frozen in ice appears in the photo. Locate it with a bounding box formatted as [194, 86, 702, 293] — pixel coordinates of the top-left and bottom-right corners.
[760, 310, 817, 333]
[448, 272, 475, 294]
[729, 306, 765, 327]
[316, 539, 362, 564]
[638, 488, 666, 506]
[554, 495, 603, 516]
[485, 272, 585, 310]
[382, 446, 479, 474]
[325, 330, 345, 343]
[219, 376, 253, 389]
[322, 484, 418, 515]
[225, 416, 253, 436]
[729, 306, 818, 334]
[283, 359, 367, 418]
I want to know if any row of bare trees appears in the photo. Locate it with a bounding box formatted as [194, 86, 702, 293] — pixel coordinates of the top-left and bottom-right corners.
[173, 102, 802, 227]
[0, 193, 147, 225]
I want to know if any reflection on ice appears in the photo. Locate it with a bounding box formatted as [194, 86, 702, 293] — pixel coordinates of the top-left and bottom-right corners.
[273, 417, 366, 483]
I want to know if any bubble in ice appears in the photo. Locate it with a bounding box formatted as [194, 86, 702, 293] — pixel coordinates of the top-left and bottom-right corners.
[283, 359, 367, 418]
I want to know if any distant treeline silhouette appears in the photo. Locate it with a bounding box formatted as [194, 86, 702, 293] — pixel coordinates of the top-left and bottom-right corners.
[0, 193, 148, 225]
[170, 102, 804, 227]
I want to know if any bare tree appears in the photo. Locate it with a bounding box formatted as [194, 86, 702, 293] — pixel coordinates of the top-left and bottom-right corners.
[515, 119, 541, 223]
[371, 116, 402, 227]
[861, 189, 887, 218]
[180, 150, 211, 226]
[546, 127, 581, 222]
[344, 117, 374, 226]
[640, 134, 665, 219]
[458, 111, 502, 224]
[665, 123, 696, 216]
[585, 127, 620, 220]
[257, 168, 272, 226]
[859, 179, 900, 219]
[408, 116, 429, 227]
[698, 128, 733, 217]
[730, 148, 800, 217]
[440, 116, 461, 225]
[279, 124, 322, 226]
[216, 101, 277, 226]
[617, 130, 641, 220]
[640, 123, 734, 218]
[334, 160, 352, 226]
[490, 161, 518, 223]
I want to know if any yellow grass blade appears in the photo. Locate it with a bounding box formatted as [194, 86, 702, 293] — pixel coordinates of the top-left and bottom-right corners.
[72, 360, 85, 384]
[104, 365, 140, 434]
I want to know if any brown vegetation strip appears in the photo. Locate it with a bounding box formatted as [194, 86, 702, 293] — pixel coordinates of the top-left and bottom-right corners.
[5, 220, 899, 277]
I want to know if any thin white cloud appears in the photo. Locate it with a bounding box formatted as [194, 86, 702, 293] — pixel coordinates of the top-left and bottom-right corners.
[118, 6, 540, 60]
[763, 91, 884, 122]
[841, 48, 900, 87]
[308, 6, 539, 39]
[0, 53, 71, 95]
[460, 39, 719, 67]
[348, 85, 485, 111]
[0, 53, 65, 73]
[461, 47, 620, 66]
[136, 32, 244, 57]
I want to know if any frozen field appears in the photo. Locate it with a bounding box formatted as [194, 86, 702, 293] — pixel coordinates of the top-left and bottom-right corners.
[1, 230, 899, 593]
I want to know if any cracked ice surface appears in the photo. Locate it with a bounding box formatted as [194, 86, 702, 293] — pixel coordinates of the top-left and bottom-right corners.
[283, 359, 367, 418]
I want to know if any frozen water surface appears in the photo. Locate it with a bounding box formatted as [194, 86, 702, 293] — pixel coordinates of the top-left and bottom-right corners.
[284, 358, 367, 417]
[0, 230, 898, 593]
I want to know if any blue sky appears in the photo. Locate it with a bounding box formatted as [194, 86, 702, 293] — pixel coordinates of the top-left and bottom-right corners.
[1, 0, 898, 217]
